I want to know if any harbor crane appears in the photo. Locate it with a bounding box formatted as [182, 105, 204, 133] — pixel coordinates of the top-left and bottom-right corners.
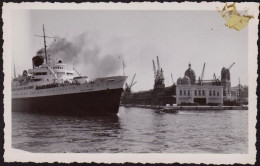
[152, 56, 165, 88]
[125, 73, 137, 93]
[221, 62, 235, 81]
[130, 73, 137, 88]
[152, 60, 157, 79]
[213, 73, 217, 80]
[153, 56, 162, 79]
[228, 62, 235, 70]
[213, 73, 221, 85]
[171, 73, 174, 84]
[201, 63, 206, 83]
[157, 56, 161, 71]
[198, 63, 206, 84]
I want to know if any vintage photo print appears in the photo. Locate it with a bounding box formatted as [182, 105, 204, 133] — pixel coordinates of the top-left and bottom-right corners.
[2, 2, 259, 164]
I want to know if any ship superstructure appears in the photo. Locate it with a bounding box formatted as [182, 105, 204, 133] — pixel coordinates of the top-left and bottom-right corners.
[12, 25, 127, 115]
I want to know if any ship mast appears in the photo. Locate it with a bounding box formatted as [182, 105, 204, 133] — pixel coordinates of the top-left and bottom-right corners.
[43, 25, 48, 64]
[13, 55, 16, 78]
[122, 60, 126, 76]
[35, 24, 56, 64]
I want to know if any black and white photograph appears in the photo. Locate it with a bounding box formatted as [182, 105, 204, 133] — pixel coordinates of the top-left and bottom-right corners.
[2, 2, 258, 164]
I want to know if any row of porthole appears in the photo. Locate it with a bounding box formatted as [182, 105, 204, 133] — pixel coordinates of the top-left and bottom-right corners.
[16, 88, 85, 96]
[19, 93, 28, 95]
[17, 87, 77, 95]
[51, 66, 64, 69]
[86, 84, 100, 88]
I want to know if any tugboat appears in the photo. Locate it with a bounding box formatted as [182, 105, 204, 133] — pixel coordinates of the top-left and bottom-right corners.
[12, 25, 127, 116]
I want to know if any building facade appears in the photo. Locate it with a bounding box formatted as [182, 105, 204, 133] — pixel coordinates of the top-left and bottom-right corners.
[176, 85, 223, 105]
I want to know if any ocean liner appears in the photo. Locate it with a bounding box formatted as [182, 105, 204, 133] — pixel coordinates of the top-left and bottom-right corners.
[12, 25, 127, 116]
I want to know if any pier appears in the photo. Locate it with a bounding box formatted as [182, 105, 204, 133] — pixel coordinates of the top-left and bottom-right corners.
[121, 104, 248, 111]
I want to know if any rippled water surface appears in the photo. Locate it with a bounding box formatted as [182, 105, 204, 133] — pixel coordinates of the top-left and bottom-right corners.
[12, 107, 248, 153]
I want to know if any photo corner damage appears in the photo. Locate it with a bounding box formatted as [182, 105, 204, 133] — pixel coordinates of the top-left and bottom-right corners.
[218, 3, 254, 31]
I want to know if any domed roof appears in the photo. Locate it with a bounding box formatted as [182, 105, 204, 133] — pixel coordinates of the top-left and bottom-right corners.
[184, 63, 196, 85]
[221, 67, 230, 80]
[221, 67, 226, 72]
[182, 76, 190, 85]
[177, 77, 183, 85]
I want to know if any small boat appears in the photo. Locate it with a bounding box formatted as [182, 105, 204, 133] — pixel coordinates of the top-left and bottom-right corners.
[160, 106, 178, 113]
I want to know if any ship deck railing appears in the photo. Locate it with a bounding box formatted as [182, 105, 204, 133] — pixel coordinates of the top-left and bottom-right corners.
[35, 82, 80, 90]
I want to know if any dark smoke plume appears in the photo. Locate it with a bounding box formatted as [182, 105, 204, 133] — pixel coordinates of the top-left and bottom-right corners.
[40, 33, 123, 78]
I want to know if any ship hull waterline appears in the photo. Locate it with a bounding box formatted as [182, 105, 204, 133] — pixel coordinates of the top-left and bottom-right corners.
[12, 88, 124, 116]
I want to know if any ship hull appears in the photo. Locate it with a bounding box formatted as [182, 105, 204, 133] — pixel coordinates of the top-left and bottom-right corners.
[12, 88, 123, 116]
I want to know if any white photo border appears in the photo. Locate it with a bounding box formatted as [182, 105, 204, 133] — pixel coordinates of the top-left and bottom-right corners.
[2, 2, 259, 164]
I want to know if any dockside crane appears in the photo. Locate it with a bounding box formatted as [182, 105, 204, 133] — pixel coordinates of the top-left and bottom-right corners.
[228, 62, 235, 70]
[171, 73, 174, 84]
[130, 73, 137, 88]
[152, 56, 165, 88]
[221, 62, 235, 82]
[198, 63, 206, 85]
[152, 60, 157, 79]
[213, 73, 217, 80]
[157, 56, 161, 71]
[125, 73, 137, 93]
[201, 63, 206, 83]
[213, 73, 221, 85]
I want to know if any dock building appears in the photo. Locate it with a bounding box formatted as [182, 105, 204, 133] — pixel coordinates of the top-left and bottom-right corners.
[176, 64, 223, 105]
[121, 58, 237, 106]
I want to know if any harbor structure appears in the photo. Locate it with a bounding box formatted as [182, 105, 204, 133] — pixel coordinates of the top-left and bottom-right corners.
[121, 56, 241, 106]
[176, 63, 223, 105]
[176, 85, 223, 105]
[232, 79, 248, 104]
[121, 56, 176, 106]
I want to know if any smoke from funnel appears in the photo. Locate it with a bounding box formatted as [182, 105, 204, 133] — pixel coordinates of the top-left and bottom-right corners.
[37, 32, 123, 78]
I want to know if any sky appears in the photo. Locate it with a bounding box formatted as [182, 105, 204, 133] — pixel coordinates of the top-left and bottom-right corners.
[11, 10, 248, 91]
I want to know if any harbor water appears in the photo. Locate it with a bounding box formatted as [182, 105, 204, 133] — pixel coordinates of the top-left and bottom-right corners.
[12, 107, 248, 153]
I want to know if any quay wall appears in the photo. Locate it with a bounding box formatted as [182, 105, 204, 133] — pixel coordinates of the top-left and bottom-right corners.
[121, 104, 248, 111]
